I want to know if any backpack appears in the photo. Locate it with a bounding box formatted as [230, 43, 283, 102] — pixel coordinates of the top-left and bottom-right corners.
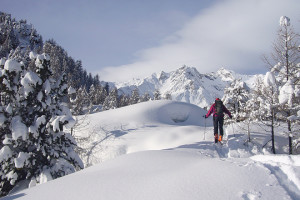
[215, 99, 223, 116]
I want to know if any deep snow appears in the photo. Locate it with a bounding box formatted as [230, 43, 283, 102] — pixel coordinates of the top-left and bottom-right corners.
[2, 100, 300, 200]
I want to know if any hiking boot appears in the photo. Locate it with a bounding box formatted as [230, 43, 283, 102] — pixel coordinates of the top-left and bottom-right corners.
[218, 135, 222, 142]
[214, 134, 218, 143]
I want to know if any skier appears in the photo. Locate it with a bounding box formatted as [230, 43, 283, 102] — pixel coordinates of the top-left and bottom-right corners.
[205, 98, 232, 143]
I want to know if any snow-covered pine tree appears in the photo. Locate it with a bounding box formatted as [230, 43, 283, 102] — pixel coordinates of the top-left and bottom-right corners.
[153, 90, 161, 100]
[104, 83, 109, 96]
[263, 16, 300, 154]
[0, 58, 24, 195]
[248, 73, 279, 153]
[243, 77, 264, 142]
[261, 72, 280, 154]
[118, 94, 130, 107]
[164, 93, 172, 100]
[98, 85, 108, 105]
[70, 86, 91, 115]
[129, 88, 140, 105]
[88, 84, 97, 105]
[0, 54, 83, 196]
[223, 78, 250, 122]
[103, 87, 118, 110]
[88, 84, 104, 106]
[140, 92, 151, 102]
[8, 46, 24, 63]
[0, 58, 23, 148]
[246, 77, 264, 118]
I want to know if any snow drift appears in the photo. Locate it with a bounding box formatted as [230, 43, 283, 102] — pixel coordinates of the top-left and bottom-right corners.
[87, 100, 209, 126]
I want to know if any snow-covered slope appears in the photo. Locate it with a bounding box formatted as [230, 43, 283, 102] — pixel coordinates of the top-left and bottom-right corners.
[3, 150, 298, 200]
[3, 100, 300, 200]
[116, 66, 261, 108]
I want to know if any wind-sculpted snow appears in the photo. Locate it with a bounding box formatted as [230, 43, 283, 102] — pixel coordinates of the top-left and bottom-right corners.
[88, 100, 209, 127]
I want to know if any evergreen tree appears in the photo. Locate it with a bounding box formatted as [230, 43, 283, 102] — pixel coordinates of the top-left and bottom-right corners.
[164, 93, 172, 100]
[247, 73, 279, 153]
[244, 77, 264, 123]
[73, 60, 84, 89]
[87, 84, 105, 112]
[98, 85, 108, 105]
[70, 87, 91, 115]
[93, 74, 100, 87]
[154, 90, 161, 100]
[140, 92, 151, 102]
[129, 88, 140, 105]
[0, 54, 83, 196]
[261, 72, 280, 154]
[223, 78, 250, 122]
[118, 94, 130, 107]
[104, 83, 109, 96]
[89, 84, 97, 105]
[243, 80, 262, 142]
[103, 88, 118, 110]
[42, 40, 101, 93]
[0, 58, 23, 150]
[86, 73, 94, 92]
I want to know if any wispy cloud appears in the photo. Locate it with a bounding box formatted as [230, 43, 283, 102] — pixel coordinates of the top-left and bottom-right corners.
[99, 0, 300, 82]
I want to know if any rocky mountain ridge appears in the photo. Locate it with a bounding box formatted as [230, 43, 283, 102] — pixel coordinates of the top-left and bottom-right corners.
[116, 66, 262, 108]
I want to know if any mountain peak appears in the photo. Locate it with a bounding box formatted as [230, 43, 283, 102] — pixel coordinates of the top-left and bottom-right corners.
[215, 67, 235, 82]
[116, 66, 257, 108]
[177, 65, 198, 73]
[157, 71, 169, 82]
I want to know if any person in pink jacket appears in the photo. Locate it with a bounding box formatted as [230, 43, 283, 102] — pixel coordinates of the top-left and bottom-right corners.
[205, 98, 232, 143]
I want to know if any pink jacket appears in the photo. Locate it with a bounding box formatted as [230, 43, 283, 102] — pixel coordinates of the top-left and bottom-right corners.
[205, 103, 232, 118]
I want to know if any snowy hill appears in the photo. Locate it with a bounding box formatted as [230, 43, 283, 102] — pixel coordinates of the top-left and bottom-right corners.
[116, 66, 261, 108]
[73, 100, 211, 165]
[3, 100, 300, 200]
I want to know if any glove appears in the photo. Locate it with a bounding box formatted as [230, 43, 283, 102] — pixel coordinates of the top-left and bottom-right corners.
[204, 115, 208, 119]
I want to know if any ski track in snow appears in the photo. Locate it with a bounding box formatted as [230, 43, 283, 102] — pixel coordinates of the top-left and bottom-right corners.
[251, 155, 300, 200]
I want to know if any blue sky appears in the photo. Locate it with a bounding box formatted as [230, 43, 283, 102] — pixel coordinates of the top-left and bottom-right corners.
[2, 0, 300, 82]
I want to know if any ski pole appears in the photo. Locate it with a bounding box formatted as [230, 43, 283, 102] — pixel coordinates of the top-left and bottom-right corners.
[232, 122, 235, 138]
[203, 115, 206, 140]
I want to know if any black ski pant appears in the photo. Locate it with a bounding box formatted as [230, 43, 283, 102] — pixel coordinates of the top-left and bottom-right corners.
[213, 116, 224, 136]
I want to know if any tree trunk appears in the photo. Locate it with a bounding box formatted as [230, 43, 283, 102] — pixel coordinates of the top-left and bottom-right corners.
[288, 120, 292, 154]
[247, 121, 251, 142]
[271, 109, 276, 154]
[284, 25, 289, 81]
